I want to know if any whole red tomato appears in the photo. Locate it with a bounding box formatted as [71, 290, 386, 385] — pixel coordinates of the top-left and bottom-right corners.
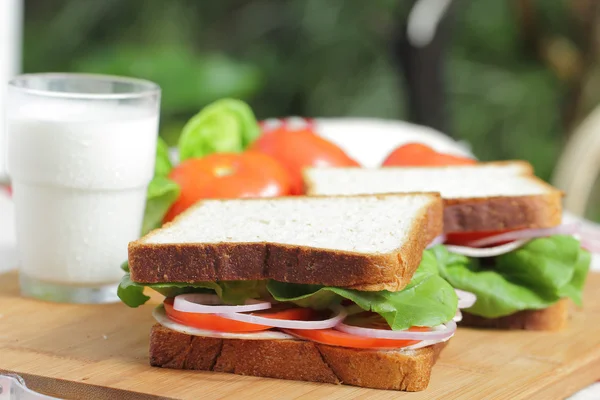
[250, 127, 360, 194]
[164, 151, 292, 222]
[382, 143, 476, 167]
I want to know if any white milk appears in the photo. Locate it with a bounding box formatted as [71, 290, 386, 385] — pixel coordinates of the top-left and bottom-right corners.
[7, 99, 157, 284]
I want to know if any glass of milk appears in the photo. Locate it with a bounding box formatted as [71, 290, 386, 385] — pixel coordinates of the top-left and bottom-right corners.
[6, 73, 160, 303]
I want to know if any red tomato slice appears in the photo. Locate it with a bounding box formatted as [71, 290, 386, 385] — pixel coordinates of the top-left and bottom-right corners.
[163, 299, 316, 332]
[283, 326, 427, 349]
[445, 229, 519, 246]
[285, 312, 428, 349]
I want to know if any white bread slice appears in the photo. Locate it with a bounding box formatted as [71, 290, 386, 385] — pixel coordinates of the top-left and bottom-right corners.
[142, 194, 437, 253]
[304, 161, 563, 233]
[304, 161, 547, 198]
[128, 194, 443, 291]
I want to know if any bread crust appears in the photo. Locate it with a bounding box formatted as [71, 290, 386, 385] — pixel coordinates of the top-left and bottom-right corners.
[129, 194, 443, 292]
[460, 299, 569, 331]
[443, 191, 562, 233]
[303, 161, 563, 233]
[149, 324, 445, 392]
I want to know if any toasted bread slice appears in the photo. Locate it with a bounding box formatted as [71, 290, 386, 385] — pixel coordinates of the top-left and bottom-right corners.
[129, 193, 443, 292]
[461, 299, 569, 331]
[149, 324, 448, 392]
[304, 161, 562, 233]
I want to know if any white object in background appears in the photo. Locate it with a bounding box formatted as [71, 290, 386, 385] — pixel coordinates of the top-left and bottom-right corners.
[0, 374, 60, 400]
[0, 0, 23, 182]
[313, 117, 474, 167]
[552, 103, 600, 217]
[407, 0, 453, 48]
[569, 382, 600, 400]
[6, 74, 160, 303]
[0, 188, 17, 272]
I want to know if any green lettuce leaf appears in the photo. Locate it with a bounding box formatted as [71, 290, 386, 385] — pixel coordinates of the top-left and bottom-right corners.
[118, 272, 151, 308]
[431, 235, 590, 318]
[265, 282, 342, 310]
[557, 246, 591, 306]
[154, 137, 173, 177]
[141, 176, 180, 235]
[218, 281, 269, 304]
[117, 265, 267, 308]
[178, 98, 260, 161]
[121, 261, 130, 273]
[430, 246, 554, 318]
[118, 272, 220, 308]
[266, 251, 458, 330]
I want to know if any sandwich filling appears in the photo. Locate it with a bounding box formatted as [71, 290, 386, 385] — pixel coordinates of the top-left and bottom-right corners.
[431, 230, 591, 319]
[119, 250, 465, 350]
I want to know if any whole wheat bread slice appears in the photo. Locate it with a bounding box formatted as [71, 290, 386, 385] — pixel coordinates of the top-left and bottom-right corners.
[129, 193, 443, 292]
[304, 161, 562, 233]
[149, 324, 447, 392]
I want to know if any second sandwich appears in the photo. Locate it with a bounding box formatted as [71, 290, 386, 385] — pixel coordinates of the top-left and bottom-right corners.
[305, 161, 591, 331]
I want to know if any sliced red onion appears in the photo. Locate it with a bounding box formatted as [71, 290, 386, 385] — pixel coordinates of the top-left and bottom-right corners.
[402, 336, 451, 350]
[335, 319, 456, 341]
[455, 289, 476, 309]
[578, 225, 600, 241]
[153, 306, 294, 340]
[217, 305, 347, 330]
[445, 240, 528, 258]
[580, 237, 600, 253]
[468, 223, 580, 247]
[173, 293, 272, 314]
[427, 234, 447, 249]
[453, 310, 463, 322]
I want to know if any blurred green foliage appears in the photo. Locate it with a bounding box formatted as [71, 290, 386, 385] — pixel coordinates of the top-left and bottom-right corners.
[22, 0, 588, 192]
[24, 0, 406, 145]
[449, 0, 567, 181]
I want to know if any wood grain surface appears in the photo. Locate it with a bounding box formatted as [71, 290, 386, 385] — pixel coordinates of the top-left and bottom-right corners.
[1, 272, 599, 400]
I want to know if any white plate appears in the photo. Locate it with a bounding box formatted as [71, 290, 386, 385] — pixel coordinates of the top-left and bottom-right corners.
[313, 117, 473, 167]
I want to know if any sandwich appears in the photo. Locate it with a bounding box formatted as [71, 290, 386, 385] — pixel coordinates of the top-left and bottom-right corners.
[118, 193, 465, 391]
[304, 161, 591, 330]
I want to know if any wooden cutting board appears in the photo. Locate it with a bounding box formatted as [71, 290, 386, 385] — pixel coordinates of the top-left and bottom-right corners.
[1, 272, 600, 400]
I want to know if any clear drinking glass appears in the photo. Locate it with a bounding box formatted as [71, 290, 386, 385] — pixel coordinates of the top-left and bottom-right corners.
[6, 73, 160, 303]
